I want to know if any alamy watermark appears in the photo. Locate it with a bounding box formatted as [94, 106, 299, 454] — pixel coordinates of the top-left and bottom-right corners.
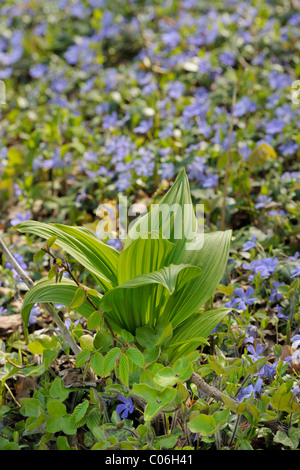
[0, 80, 6, 104]
[95, 198, 205, 250]
[291, 80, 300, 105]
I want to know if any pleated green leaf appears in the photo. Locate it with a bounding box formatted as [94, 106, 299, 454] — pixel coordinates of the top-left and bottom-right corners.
[102, 263, 203, 333]
[124, 169, 197, 263]
[117, 236, 174, 285]
[21, 277, 102, 328]
[161, 230, 232, 328]
[164, 307, 230, 362]
[16, 221, 119, 292]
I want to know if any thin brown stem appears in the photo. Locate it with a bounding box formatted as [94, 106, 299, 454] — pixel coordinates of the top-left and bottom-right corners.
[0, 236, 81, 356]
[43, 247, 119, 347]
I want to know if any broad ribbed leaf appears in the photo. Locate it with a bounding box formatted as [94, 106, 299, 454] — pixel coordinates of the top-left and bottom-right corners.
[117, 237, 174, 285]
[102, 264, 202, 333]
[162, 230, 232, 328]
[21, 277, 102, 328]
[164, 307, 230, 362]
[124, 169, 197, 262]
[16, 221, 119, 292]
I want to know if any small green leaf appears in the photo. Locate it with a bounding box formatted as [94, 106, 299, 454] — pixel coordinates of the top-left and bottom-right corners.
[90, 352, 104, 376]
[103, 347, 122, 375]
[33, 249, 46, 262]
[79, 334, 94, 352]
[87, 311, 103, 330]
[69, 287, 86, 309]
[48, 265, 57, 280]
[121, 329, 134, 343]
[75, 349, 90, 368]
[47, 400, 66, 419]
[118, 353, 129, 386]
[46, 236, 58, 248]
[73, 400, 89, 423]
[126, 347, 144, 368]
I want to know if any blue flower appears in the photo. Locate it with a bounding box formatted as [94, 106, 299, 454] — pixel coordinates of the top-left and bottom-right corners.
[225, 286, 257, 311]
[242, 235, 257, 251]
[133, 120, 153, 134]
[107, 238, 123, 251]
[278, 141, 299, 156]
[219, 52, 235, 66]
[255, 195, 272, 209]
[265, 119, 285, 134]
[276, 305, 289, 321]
[29, 304, 41, 325]
[10, 211, 31, 227]
[269, 282, 285, 303]
[233, 97, 256, 117]
[116, 395, 135, 419]
[29, 63, 47, 79]
[236, 378, 263, 402]
[158, 162, 175, 180]
[291, 266, 300, 278]
[243, 257, 278, 280]
[0, 306, 8, 316]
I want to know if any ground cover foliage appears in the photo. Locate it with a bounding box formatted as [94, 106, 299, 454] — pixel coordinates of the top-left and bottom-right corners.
[0, 0, 300, 451]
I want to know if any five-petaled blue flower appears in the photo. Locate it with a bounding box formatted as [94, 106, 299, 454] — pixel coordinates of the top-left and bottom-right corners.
[236, 378, 263, 402]
[225, 286, 257, 311]
[116, 395, 135, 419]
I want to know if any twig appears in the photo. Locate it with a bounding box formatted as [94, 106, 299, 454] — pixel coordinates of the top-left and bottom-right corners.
[0, 236, 81, 357]
[190, 372, 226, 403]
[5, 383, 21, 408]
[42, 247, 119, 347]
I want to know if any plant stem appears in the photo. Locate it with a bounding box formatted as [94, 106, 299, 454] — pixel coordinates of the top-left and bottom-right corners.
[0, 236, 81, 357]
[43, 247, 119, 347]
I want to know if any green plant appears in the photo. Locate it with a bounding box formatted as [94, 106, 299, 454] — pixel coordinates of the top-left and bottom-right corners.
[16, 169, 231, 366]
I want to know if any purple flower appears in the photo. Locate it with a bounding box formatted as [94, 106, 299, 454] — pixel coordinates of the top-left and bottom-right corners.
[10, 211, 31, 227]
[225, 286, 257, 311]
[233, 97, 256, 117]
[5, 253, 29, 279]
[133, 120, 153, 134]
[243, 257, 278, 280]
[278, 141, 299, 156]
[276, 305, 289, 321]
[29, 304, 40, 325]
[64, 318, 80, 329]
[268, 210, 286, 217]
[202, 173, 218, 189]
[246, 342, 264, 361]
[236, 378, 263, 402]
[268, 70, 292, 90]
[29, 63, 47, 79]
[291, 334, 300, 349]
[291, 266, 300, 278]
[116, 395, 135, 419]
[158, 162, 175, 180]
[219, 52, 235, 66]
[0, 306, 8, 316]
[270, 282, 285, 303]
[115, 172, 132, 192]
[0, 68, 12, 79]
[167, 81, 185, 100]
[107, 238, 123, 251]
[242, 235, 257, 251]
[265, 119, 285, 134]
[255, 195, 272, 209]
[51, 77, 68, 93]
[186, 157, 207, 182]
